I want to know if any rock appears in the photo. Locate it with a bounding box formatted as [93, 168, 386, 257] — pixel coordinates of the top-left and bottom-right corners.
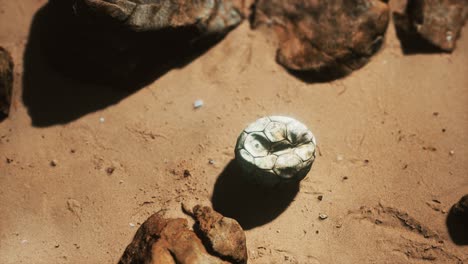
[252, 0, 390, 79]
[394, 0, 468, 52]
[192, 205, 248, 264]
[452, 194, 468, 218]
[119, 206, 247, 264]
[74, 0, 245, 34]
[0, 47, 13, 120]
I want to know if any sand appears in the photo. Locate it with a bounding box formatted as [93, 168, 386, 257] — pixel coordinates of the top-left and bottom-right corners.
[1, 0, 467, 263]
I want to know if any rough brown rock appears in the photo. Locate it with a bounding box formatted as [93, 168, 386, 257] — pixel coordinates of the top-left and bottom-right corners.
[394, 0, 468, 52]
[0, 47, 13, 120]
[119, 206, 247, 264]
[252, 0, 390, 79]
[192, 205, 247, 264]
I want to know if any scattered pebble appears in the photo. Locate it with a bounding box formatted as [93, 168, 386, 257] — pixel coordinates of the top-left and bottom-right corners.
[317, 195, 323, 201]
[193, 100, 204, 109]
[6, 158, 13, 164]
[50, 159, 58, 167]
[446, 31, 453, 42]
[99, 117, 105, 123]
[342, 176, 348, 181]
[442, 128, 446, 133]
[449, 150, 455, 156]
[55, 244, 60, 248]
[129, 223, 136, 228]
[119, 180, 124, 184]
[336, 224, 342, 228]
[318, 214, 328, 220]
[208, 159, 215, 165]
[183, 169, 191, 178]
[336, 155, 344, 162]
[375, 219, 383, 225]
[21, 239, 28, 244]
[433, 112, 439, 116]
[106, 167, 115, 175]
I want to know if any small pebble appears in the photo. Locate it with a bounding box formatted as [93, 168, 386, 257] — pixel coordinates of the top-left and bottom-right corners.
[21, 239, 28, 244]
[208, 159, 215, 165]
[449, 150, 455, 156]
[317, 195, 323, 201]
[119, 180, 124, 184]
[99, 117, 105, 123]
[129, 223, 136, 228]
[318, 214, 328, 220]
[50, 159, 58, 167]
[336, 155, 344, 162]
[193, 100, 204, 109]
[106, 167, 115, 175]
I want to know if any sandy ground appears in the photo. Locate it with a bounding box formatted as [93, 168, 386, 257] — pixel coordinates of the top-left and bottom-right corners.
[1, 1, 468, 263]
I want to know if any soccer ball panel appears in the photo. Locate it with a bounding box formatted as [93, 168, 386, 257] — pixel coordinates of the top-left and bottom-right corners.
[244, 117, 270, 133]
[235, 132, 248, 150]
[273, 153, 303, 179]
[264, 121, 287, 143]
[294, 143, 315, 161]
[269, 116, 294, 124]
[243, 132, 270, 157]
[254, 155, 277, 170]
[237, 149, 255, 173]
[286, 122, 314, 144]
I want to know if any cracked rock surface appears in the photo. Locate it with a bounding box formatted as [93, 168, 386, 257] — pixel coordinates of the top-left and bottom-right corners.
[0, 47, 13, 120]
[252, 0, 390, 79]
[119, 206, 247, 264]
[394, 0, 468, 52]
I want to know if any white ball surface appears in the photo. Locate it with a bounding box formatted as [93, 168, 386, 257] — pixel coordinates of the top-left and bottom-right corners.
[235, 116, 316, 187]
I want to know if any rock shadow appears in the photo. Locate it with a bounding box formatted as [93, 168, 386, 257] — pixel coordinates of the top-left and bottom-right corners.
[393, 12, 448, 55]
[446, 202, 468, 245]
[22, 1, 228, 127]
[211, 160, 299, 230]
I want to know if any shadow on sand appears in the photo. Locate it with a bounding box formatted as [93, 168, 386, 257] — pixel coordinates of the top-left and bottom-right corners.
[211, 160, 299, 230]
[22, 1, 227, 127]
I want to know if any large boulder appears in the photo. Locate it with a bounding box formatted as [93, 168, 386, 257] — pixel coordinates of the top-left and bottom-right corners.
[394, 0, 468, 52]
[252, 0, 390, 79]
[119, 205, 247, 264]
[0, 47, 13, 120]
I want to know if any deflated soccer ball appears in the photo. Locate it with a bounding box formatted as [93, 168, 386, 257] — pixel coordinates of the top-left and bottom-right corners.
[235, 116, 316, 187]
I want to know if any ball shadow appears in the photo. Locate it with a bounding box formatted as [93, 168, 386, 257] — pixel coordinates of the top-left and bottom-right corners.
[446, 203, 468, 245]
[22, 1, 230, 127]
[211, 160, 299, 230]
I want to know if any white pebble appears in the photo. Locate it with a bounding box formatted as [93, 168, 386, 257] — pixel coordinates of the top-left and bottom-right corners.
[129, 223, 136, 228]
[99, 117, 105, 123]
[336, 155, 344, 162]
[208, 159, 215, 165]
[319, 213, 328, 220]
[446, 31, 453, 42]
[21, 239, 28, 244]
[449, 150, 455, 156]
[193, 100, 204, 109]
